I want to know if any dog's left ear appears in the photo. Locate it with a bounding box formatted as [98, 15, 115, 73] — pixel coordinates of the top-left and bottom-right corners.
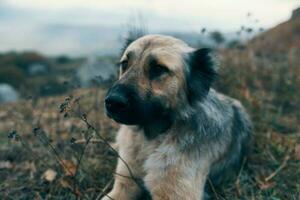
[186, 48, 218, 103]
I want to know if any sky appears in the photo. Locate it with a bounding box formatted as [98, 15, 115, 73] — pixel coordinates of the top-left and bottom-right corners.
[0, 0, 299, 56]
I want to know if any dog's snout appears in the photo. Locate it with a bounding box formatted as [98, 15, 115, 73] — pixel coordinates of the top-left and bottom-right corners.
[105, 84, 135, 116]
[105, 93, 129, 112]
[105, 84, 141, 124]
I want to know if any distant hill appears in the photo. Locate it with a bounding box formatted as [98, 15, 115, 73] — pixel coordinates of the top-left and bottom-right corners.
[0, 52, 85, 97]
[249, 7, 300, 56]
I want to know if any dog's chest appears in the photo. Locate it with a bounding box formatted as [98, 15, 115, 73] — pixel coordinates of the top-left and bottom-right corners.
[116, 126, 173, 173]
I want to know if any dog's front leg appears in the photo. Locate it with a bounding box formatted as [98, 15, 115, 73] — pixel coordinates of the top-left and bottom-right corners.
[101, 160, 142, 200]
[101, 126, 144, 200]
[144, 155, 210, 200]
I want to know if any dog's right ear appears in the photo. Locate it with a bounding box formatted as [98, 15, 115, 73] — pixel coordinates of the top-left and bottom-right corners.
[186, 48, 218, 103]
[121, 28, 146, 55]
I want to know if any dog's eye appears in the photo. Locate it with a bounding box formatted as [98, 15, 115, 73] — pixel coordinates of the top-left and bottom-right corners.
[120, 60, 129, 72]
[149, 64, 169, 80]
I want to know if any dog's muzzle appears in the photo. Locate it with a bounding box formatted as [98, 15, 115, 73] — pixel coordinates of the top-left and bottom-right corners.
[105, 84, 139, 124]
[105, 90, 129, 113]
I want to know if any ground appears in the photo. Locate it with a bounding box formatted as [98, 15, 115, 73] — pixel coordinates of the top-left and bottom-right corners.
[0, 47, 299, 200]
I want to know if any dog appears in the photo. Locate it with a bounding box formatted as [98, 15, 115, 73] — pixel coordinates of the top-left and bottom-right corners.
[102, 34, 252, 200]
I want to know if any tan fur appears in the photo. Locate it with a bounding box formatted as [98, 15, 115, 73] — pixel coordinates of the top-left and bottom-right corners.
[119, 35, 191, 112]
[102, 124, 214, 200]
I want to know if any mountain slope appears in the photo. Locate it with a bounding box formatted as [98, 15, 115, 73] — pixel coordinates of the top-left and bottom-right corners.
[249, 8, 300, 56]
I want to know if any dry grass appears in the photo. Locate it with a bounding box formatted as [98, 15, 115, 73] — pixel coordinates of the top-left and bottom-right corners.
[214, 47, 300, 199]
[0, 45, 299, 200]
[0, 88, 119, 199]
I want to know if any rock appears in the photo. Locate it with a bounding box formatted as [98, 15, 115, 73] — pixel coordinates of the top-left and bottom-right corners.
[42, 169, 57, 182]
[28, 63, 48, 75]
[75, 56, 117, 87]
[0, 83, 19, 103]
[0, 161, 13, 169]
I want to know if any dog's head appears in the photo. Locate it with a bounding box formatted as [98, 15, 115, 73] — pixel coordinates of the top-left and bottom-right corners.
[105, 35, 217, 133]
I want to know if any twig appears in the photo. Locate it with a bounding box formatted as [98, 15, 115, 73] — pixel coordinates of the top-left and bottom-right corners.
[35, 130, 75, 178]
[73, 135, 93, 200]
[264, 154, 290, 182]
[75, 139, 118, 150]
[79, 115, 145, 192]
[95, 178, 114, 200]
[34, 128, 84, 198]
[235, 158, 247, 197]
[75, 138, 105, 144]
[113, 172, 135, 179]
[208, 178, 220, 200]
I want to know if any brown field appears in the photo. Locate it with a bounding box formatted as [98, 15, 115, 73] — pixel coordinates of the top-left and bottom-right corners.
[0, 45, 299, 199]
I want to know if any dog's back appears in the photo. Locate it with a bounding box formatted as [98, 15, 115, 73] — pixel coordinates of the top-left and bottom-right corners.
[205, 90, 252, 188]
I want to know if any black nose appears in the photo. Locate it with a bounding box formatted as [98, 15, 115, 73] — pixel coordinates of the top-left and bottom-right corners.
[105, 93, 129, 113]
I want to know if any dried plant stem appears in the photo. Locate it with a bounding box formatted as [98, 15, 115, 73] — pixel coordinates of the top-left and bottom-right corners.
[73, 135, 93, 200]
[35, 131, 84, 198]
[75, 138, 105, 144]
[235, 158, 247, 197]
[208, 178, 220, 200]
[264, 154, 290, 182]
[79, 115, 144, 192]
[95, 178, 114, 200]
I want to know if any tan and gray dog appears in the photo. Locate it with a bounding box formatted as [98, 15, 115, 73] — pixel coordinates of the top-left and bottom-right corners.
[102, 35, 251, 200]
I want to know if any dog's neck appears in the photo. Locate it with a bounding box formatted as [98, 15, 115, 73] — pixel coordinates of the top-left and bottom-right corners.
[141, 113, 174, 139]
[141, 108, 198, 140]
[137, 91, 213, 140]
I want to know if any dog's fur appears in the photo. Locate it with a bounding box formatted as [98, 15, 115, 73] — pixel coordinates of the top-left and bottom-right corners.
[102, 35, 252, 200]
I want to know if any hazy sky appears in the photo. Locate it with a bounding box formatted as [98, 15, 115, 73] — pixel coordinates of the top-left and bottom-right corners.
[0, 0, 299, 56]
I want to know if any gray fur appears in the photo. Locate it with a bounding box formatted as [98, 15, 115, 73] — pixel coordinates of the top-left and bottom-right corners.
[165, 88, 252, 189]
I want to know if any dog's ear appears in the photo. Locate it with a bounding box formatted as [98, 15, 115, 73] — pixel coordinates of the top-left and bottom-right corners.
[186, 48, 218, 103]
[121, 28, 146, 55]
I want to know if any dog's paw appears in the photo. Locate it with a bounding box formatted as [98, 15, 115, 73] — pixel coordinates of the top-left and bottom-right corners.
[100, 192, 120, 200]
[100, 196, 111, 200]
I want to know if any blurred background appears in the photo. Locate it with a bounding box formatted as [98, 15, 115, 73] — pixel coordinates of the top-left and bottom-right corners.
[0, 0, 299, 100]
[0, 1, 300, 199]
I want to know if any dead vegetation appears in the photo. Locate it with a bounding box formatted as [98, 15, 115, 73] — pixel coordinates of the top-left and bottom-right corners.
[213, 46, 300, 199]
[0, 88, 119, 199]
[1, 18, 300, 199]
[0, 44, 299, 199]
